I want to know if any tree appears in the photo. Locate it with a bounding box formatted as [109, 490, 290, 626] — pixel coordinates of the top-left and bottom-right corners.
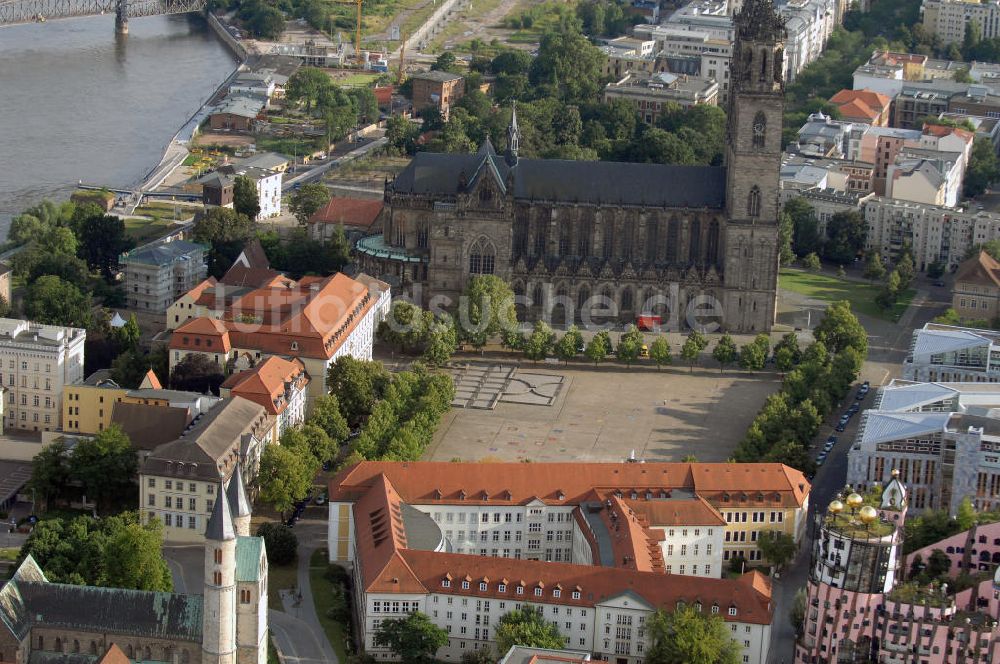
[379, 300, 431, 353]
[432, 51, 460, 73]
[757, 531, 796, 568]
[778, 210, 796, 265]
[258, 444, 316, 517]
[256, 522, 298, 565]
[103, 517, 174, 591]
[965, 138, 1000, 197]
[680, 331, 708, 372]
[712, 334, 738, 372]
[461, 275, 518, 348]
[927, 260, 946, 279]
[802, 252, 821, 272]
[649, 336, 672, 369]
[233, 175, 261, 220]
[28, 440, 71, 511]
[193, 207, 258, 277]
[170, 354, 225, 394]
[814, 300, 868, 356]
[287, 67, 333, 113]
[523, 320, 556, 363]
[289, 183, 331, 225]
[283, 423, 337, 465]
[738, 336, 768, 373]
[495, 608, 565, 653]
[246, 5, 285, 39]
[784, 198, 820, 256]
[114, 313, 141, 352]
[863, 252, 886, 282]
[16, 512, 171, 591]
[555, 326, 582, 364]
[934, 308, 962, 325]
[326, 357, 391, 426]
[423, 315, 458, 367]
[896, 251, 915, 290]
[386, 115, 420, 155]
[585, 334, 608, 366]
[824, 210, 866, 264]
[69, 425, 137, 512]
[790, 588, 807, 638]
[955, 496, 976, 531]
[77, 213, 133, 280]
[877, 269, 902, 310]
[374, 612, 449, 664]
[647, 607, 741, 664]
[311, 394, 350, 444]
[617, 325, 644, 366]
[24, 275, 91, 327]
[529, 26, 607, 105]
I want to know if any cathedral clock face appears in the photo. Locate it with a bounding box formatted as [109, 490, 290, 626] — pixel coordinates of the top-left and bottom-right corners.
[753, 122, 765, 134]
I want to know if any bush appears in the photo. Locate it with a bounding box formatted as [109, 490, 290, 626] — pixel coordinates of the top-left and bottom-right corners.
[256, 522, 298, 565]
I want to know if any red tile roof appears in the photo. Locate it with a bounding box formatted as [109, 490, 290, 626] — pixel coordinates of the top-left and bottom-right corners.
[220, 356, 309, 415]
[140, 369, 163, 390]
[626, 495, 726, 526]
[308, 197, 384, 229]
[96, 644, 131, 664]
[922, 123, 975, 143]
[170, 273, 375, 361]
[329, 461, 809, 509]
[829, 89, 890, 124]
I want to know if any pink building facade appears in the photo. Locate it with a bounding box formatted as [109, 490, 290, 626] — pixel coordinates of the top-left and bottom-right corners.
[905, 521, 1000, 579]
[795, 475, 1000, 664]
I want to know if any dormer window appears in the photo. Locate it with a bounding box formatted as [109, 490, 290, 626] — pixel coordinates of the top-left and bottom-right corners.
[534, 588, 543, 597]
[498, 584, 507, 592]
[572, 591, 581, 600]
[442, 579, 451, 588]
[291, 341, 298, 351]
[728, 606, 737, 616]
[516, 586, 524, 595]
[461, 581, 470, 590]
[479, 582, 487, 591]
[553, 589, 561, 598]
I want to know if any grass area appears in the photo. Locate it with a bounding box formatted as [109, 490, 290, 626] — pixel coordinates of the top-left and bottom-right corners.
[779, 268, 914, 322]
[0, 547, 20, 562]
[334, 153, 410, 177]
[426, 0, 506, 52]
[257, 135, 325, 156]
[337, 72, 381, 87]
[309, 548, 350, 663]
[124, 217, 180, 244]
[399, 0, 441, 42]
[499, 0, 575, 43]
[267, 562, 299, 611]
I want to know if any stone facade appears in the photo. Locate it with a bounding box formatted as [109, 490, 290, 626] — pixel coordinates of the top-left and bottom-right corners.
[365, 0, 785, 333]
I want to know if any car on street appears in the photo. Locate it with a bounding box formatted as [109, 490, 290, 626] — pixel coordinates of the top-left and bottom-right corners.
[835, 416, 849, 431]
[856, 382, 870, 399]
[816, 452, 827, 466]
[934, 280, 946, 287]
[847, 403, 860, 416]
[827, 435, 837, 445]
[823, 440, 835, 453]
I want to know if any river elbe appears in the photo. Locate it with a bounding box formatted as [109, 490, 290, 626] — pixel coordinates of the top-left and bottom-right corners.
[0, 14, 238, 234]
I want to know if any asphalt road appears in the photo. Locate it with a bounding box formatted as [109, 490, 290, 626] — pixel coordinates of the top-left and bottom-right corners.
[765, 277, 951, 664]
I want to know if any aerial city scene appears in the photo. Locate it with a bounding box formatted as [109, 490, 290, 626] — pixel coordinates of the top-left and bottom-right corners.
[7, 0, 1000, 661]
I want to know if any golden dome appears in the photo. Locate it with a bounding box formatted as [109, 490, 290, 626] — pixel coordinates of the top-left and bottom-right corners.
[828, 500, 844, 514]
[859, 505, 878, 524]
[846, 493, 864, 508]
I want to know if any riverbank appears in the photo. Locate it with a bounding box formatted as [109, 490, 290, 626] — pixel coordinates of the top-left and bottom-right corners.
[132, 13, 247, 197]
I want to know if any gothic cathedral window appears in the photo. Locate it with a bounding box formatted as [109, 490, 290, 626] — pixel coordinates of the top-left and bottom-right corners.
[752, 112, 766, 149]
[747, 187, 761, 217]
[469, 237, 496, 275]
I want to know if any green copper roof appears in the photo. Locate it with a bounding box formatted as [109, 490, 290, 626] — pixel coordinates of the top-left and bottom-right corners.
[236, 536, 265, 582]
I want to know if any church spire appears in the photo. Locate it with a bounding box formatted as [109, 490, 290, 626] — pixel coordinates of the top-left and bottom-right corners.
[506, 102, 520, 167]
[226, 464, 252, 538]
[206, 479, 235, 542]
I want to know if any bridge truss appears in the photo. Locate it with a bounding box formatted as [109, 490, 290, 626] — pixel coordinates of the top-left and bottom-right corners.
[0, 0, 205, 27]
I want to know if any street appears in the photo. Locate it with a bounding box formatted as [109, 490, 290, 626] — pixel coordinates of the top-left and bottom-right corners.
[765, 277, 950, 663]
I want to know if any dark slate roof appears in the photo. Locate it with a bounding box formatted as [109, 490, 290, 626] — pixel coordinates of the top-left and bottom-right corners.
[11, 581, 202, 642]
[391, 151, 726, 208]
[206, 477, 236, 541]
[226, 464, 252, 519]
[111, 402, 193, 452]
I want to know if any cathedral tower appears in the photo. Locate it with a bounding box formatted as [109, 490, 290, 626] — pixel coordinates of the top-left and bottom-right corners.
[226, 464, 252, 538]
[202, 480, 238, 664]
[721, 0, 786, 332]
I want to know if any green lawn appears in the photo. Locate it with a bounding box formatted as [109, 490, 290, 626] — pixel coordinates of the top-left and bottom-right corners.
[338, 73, 381, 87]
[267, 562, 299, 611]
[124, 217, 182, 244]
[310, 549, 349, 663]
[779, 268, 914, 321]
[0, 547, 20, 562]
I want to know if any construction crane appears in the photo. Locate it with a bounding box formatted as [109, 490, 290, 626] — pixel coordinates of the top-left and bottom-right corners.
[334, 0, 363, 62]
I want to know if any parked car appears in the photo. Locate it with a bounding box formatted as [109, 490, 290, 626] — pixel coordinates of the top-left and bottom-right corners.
[827, 435, 838, 445]
[823, 440, 835, 453]
[847, 403, 860, 416]
[816, 452, 827, 466]
[836, 417, 849, 432]
[314, 493, 327, 506]
[934, 280, 946, 287]
[856, 382, 870, 400]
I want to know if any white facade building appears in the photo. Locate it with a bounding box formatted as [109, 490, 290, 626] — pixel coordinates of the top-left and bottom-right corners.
[902, 323, 1000, 382]
[922, 0, 1000, 45]
[847, 376, 1000, 515]
[0, 319, 85, 432]
[329, 461, 794, 664]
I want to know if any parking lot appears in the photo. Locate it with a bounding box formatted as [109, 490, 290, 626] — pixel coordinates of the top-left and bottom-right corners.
[426, 364, 782, 463]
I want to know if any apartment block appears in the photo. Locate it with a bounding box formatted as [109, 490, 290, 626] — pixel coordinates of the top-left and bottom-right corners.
[139, 396, 272, 543]
[328, 461, 804, 664]
[220, 356, 308, 442]
[121, 238, 208, 313]
[0, 319, 85, 432]
[922, 0, 1000, 45]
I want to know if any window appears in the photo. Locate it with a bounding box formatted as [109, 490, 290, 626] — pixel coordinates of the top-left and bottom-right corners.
[534, 588, 543, 596]
[516, 586, 524, 595]
[747, 186, 761, 217]
[442, 579, 451, 588]
[165, 514, 172, 526]
[189, 498, 197, 510]
[240, 589, 252, 603]
[148, 478, 156, 488]
[213, 571, 222, 585]
[469, 237, 497, 275]
[729, 607, 737, 616]
[462, 581, 470, 589]
[188, 516, 196, 529]
[165, 496, 172, 508]
[148, 494, 156, 506]
[498, 583, 506, 592]
[479, 582, 488, 591]
[752, 111, 766, 148]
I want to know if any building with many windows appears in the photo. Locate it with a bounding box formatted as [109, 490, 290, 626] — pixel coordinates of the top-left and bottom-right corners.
[902, 322, 1000, 382]
[328, 461, 800, 664]
[139, 396, 272, 543]
[121, 238, 209, 313]
[952, 250, 1000, 321]
[220, 356, 309, 442]
[0, 318, 85, 432]
[847, 378, 1000, 515]
[795, 475, 1000, 664]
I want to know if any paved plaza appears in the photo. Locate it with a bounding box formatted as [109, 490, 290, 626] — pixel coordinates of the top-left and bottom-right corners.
[428, 364, 781, 463]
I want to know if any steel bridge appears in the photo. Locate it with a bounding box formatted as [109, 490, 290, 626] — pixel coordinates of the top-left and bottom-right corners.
[0, 0, 206, 32]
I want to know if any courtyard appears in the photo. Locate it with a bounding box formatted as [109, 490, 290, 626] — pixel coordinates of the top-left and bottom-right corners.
[426, 364, 781, 463]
